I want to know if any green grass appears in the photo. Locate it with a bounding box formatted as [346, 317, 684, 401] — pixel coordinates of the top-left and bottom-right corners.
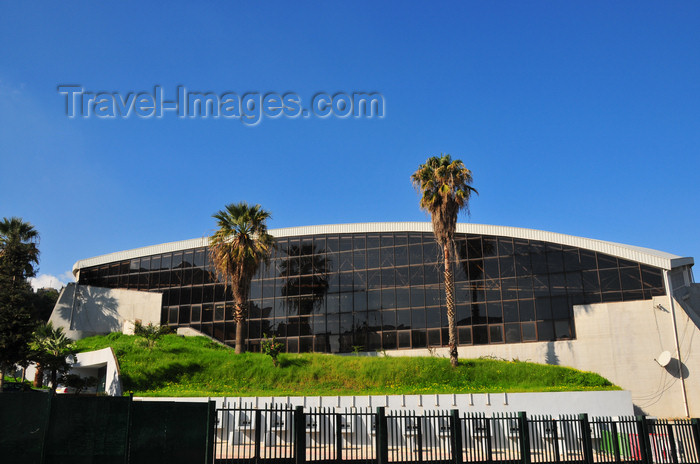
[75, 333, 619, 397]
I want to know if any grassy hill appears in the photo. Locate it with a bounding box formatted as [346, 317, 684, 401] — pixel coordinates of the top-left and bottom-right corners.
[75, 333, 618, 397]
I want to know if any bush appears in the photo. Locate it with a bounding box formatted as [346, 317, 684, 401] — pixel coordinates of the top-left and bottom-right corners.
[261, 334, 284, 367]
[133, 321, 171, 349]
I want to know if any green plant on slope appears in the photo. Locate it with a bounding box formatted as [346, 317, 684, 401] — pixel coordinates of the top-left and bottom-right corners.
[261, 333, 284, 367]
[133, 321, 171, 349]
[412, 155, 477, 368]
[74, 334, 617, 397]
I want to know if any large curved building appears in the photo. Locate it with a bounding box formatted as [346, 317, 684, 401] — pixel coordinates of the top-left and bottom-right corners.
[53, 223, 700, 417]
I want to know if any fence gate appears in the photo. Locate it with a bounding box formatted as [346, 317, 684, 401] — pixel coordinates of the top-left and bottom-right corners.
[215, 403, 295, 464]
[386, 409, 452, 464]
[459, 412, 523, 464]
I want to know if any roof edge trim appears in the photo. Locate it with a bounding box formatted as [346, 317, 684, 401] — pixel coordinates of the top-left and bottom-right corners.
[72, 222, 693, 275]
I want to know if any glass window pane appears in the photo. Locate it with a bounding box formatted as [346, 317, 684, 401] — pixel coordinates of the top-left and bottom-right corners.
[473, 326, 488, 345]
[411, 309, 425, 328]
[597, 254, 618, 269]
[471, 303, 487, 324]
[398, 330, 411, 349]
[620, 266, 642, 291]
[458, 327, 472, 345]
[537, 321, 555, 341]
[555, 320, 572, 340]
[382, 310, 396, 330]
[504, 323, 521, 343]
[396, 288, 410, 308]
[503, 300, 519, 323]
[396, 309, 411, 329]
[600, 269, 621, 292]
[411, 330, 427, 348]
[382, 331, 397, 350]
[428, 329, 441, 347]
[489, 325, 504, 343]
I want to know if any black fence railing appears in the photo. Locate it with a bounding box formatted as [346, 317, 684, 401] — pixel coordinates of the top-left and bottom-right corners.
[214, 407, 700, 464]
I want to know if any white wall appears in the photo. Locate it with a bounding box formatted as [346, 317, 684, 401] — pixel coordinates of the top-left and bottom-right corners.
[380, 294, 700, 417]
[135, 390, 633, 416]
[25, 347, 123, 396]
[71, 347, 123, 396]
[48, 283, 162, 340]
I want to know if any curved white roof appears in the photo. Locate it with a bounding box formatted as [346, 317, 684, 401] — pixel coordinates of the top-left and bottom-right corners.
[72, 222, 693, 276]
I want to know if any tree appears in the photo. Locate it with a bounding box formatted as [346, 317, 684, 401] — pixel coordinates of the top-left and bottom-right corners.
[209, 203, 274, 354]
[0, 217, 40, 391]
[0, 217, 40, 285]
[30, 287, 60, 322]
[411, 155, 477, 367]
[30, 322, 75, 392]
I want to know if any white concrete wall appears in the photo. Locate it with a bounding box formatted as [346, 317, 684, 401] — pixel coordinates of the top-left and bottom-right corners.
[134, 390, 633, 416]
[48, 283, 162, 340]
[378, 294, 700, 418]
[24, 347, 123, 396]
[71, 347, 123, 396]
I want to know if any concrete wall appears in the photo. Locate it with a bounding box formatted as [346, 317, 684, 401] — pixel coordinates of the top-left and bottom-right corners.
[48, 283, 162, 340]
[380, 294, 700, 418]
[25, 347, 123, 396]
[71, 347, 123, 396]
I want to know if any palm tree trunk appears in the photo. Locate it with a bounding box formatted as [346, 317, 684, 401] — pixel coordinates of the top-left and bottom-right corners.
[50, 369, 57, 393]
[234, 301, 246, 354]
[444, 243, 458, 367]
[235, 320, 245, 354]
[0, 366, 5, 392]
[34, 363, 44, 388]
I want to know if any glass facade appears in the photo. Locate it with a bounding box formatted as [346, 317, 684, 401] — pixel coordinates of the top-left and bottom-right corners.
[77, 232, 666, 353]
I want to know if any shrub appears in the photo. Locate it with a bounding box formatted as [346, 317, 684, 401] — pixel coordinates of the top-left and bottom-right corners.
[133, 321, 171, 349]
[261, 334, 284, 367]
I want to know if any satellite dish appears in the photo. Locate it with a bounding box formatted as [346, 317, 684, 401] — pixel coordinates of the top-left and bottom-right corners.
[656, 351, 672, 367]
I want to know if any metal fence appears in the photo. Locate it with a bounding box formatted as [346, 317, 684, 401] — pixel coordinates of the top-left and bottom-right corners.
[214, 407, 700, 464]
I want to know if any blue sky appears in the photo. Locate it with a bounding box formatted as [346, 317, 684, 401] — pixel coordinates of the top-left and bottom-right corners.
[1, 1, 699, 289]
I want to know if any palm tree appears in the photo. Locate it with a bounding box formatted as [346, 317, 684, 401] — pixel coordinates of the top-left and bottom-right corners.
[30, 322, 75, 392]
[0, 217, 40, 287]
[209, 203, 274, 354]
[412, 155, 477, 367]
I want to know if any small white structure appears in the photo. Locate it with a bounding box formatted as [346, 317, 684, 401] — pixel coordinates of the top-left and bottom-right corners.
[25, 347, 123, 396]
[70, 347, 123, 396]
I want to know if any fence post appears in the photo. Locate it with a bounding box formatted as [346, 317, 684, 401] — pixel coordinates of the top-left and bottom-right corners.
[451, 409, 463, 464]
[580, 414, 594, 464]
[645, 418, 658, 464]
[205, 400, 216, 464]
[611, 421, 621, 464]
[295, 406, 306, 464]
[335, 412, 343, 464]
[39, 392, 54, 464]
[254, 410, 262, 464]
[518, 412, 531, 464]
[666, 422, 679, 464]
[376, 407, 388, 464]
[635, 415, 649, 464]
[691, 419, 700, 464]
[124, 394, 133, 464]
